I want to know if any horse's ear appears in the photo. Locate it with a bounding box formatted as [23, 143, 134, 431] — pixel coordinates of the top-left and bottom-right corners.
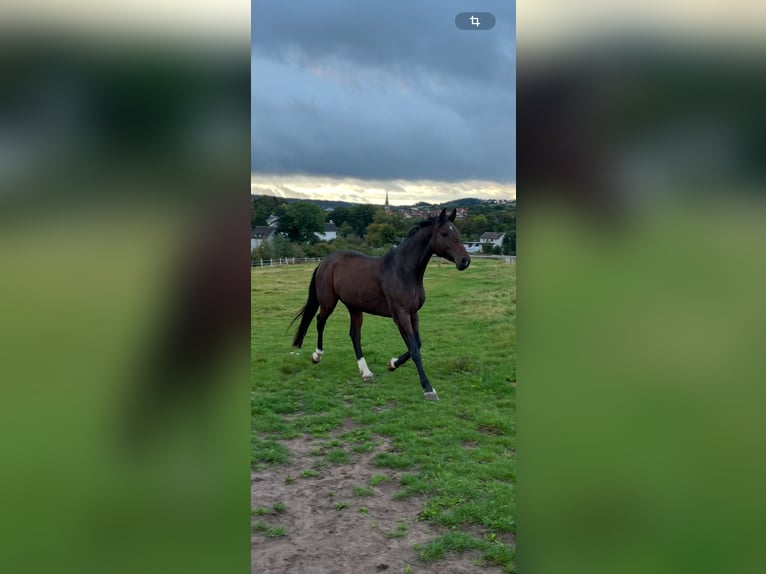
[448, 208, 457, 222]
[437, 208, 447, 222]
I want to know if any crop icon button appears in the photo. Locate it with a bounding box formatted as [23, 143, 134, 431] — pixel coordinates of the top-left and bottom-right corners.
[455, 12, 496, 30]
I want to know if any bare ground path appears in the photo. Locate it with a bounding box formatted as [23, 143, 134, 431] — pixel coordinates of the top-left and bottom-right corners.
[251, 433, 504, 574]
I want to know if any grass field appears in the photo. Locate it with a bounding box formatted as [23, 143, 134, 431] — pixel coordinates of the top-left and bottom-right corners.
[251, 258, 516, 572]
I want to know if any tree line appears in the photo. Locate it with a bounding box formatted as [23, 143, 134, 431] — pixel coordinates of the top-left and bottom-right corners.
[251, 195, 516, 260]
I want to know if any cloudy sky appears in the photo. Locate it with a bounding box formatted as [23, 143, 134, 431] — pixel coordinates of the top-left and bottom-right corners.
[251, 1, 515, 205]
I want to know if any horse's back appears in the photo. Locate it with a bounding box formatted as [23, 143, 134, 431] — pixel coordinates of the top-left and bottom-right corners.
[318, 250, 380, 276]
[322, 249, 378, 263]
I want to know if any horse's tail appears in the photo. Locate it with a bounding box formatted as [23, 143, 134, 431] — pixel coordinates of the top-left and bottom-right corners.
[289, 267, 320, 348]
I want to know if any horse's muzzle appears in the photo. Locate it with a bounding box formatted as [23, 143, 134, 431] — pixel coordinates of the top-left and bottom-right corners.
[456, 256, 470, 271]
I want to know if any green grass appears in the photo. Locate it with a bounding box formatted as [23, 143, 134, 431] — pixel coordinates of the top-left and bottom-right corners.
[251, 503, 287, 516]
[325, 448, 350, 464]
[388, 522, 409, 539]
[352, 485, 375, 497]
[251, 521, 288, 538]
[251, 438, 289, 469]
[417, 532, 515, 572]
[369, 474, 390, 486]
[252, 259, 515, 571]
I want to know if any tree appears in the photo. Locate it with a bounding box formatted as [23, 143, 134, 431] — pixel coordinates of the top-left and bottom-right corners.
[251, 195, 286, 226]
[253, 241, 273, 260]
[329, 237, 352, 250]
[278, 202, 325, 243]
[374, 211, 410, 236]
[327, 204, 382, 238]
[460, 215, 489, 240]
[350, 205, 377, 237]
[502, 232, 516, 255]
[328, 206, 350, 225]
[482, 243, 495, 254]
[306, 242, 332, 258]
[365, 223, 398, 248]
[272, 233, 292, 258]
[502, 234, 512, 255]
[338, 222, 354, 238]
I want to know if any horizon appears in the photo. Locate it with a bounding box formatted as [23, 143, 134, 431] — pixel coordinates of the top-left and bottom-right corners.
[250, 191, 515, 208]
[251, 173, 516, 207]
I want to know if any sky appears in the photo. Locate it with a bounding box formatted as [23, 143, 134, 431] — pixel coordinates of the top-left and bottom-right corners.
[251, 1, 516, 205]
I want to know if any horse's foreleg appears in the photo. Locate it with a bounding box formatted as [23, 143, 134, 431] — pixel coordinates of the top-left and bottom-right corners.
[387, 313, 421, 371]
[349, 309, 373, 380]
[392, 311, 436, 400]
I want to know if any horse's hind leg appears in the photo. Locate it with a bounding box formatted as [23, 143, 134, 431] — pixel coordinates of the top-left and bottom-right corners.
[349, 309, 373, 380]
[312, 299, 337, 363]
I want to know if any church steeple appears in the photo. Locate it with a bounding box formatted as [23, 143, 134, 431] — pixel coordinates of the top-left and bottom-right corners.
[384, 191, 391, 214]
[385, 191, 389, 207]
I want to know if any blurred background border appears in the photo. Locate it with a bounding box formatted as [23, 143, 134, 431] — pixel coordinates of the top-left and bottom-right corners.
[1, 3, 251, 574]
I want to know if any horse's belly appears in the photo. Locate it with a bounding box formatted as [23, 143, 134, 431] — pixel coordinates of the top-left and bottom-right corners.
[343, 292, 390, 317]
[365, 304, 392, 318]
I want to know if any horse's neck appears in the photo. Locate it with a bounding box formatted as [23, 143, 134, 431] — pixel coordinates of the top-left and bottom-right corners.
[393, 231, 433, 282]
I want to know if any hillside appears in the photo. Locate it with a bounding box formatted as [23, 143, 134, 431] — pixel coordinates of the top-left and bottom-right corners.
[252, 194, 514, 210]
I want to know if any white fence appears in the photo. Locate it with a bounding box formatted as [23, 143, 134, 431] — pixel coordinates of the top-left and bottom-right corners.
[471, 255, 516, 264]
[251, 257, 323, 268]
[251, 255, 515, 268]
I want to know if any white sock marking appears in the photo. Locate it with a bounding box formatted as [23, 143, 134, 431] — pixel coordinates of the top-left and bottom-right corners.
[358, 357, 374, 379]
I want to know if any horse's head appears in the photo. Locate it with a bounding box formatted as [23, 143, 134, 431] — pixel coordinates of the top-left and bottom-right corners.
[430, 209, 470, 271]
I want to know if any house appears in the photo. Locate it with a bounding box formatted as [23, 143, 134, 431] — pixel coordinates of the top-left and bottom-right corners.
[463, 242, 484, 254]
[315, 221, 338, 242]
[251, 226, 276, 250]
[401, 208, 432, 220]
[480, 231, 506, 248]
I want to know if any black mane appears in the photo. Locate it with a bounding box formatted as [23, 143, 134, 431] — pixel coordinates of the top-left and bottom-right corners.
[382, 215, 437, 266]
[405, 215, 437, 239]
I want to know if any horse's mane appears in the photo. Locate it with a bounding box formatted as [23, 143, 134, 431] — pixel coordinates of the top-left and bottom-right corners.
[381, 215, 436, 263]
[382, 214, 439, 266]
[404, 215, 437, 239]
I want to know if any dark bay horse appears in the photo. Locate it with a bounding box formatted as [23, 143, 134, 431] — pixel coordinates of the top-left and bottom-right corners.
[290, 208, 470, 400]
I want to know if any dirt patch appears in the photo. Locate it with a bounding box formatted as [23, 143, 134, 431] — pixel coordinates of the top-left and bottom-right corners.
[477, 425, 502, 437]
[252, 432, 503, 574]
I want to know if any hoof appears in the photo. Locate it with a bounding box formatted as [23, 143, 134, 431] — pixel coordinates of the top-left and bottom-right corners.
[311, 352, 322, 363]
[387, 358, 397, 371]
[424, 389, 439, 401]
[361, 372, 374, 381]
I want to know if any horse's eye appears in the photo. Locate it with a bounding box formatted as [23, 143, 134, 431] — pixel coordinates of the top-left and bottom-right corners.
[441, 231, 448, 237]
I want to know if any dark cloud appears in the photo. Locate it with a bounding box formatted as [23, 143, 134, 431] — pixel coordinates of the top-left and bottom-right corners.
[252, 1, 515, 183]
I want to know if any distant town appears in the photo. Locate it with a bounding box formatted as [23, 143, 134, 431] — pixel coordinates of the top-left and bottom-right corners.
[251, 193, 516, 260]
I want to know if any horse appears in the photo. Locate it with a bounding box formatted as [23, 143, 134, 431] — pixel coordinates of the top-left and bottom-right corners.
[289, 208, 470, 400]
